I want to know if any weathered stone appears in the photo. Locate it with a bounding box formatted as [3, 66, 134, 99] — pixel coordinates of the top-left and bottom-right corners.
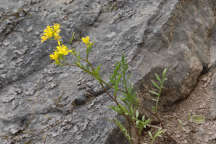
[0, 0, 215, 144]
[209, 69, 216, 120]
[131, 0, 215, 111]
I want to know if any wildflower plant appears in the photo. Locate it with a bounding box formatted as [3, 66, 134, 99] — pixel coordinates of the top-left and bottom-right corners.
[41, 23, 168, 144]
[148, 128, 166, 144]
[150, 68, 168, 113]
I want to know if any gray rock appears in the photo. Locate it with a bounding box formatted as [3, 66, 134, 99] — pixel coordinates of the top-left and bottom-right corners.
[209, 69, 216, 119]
[0, 0, 215, 144]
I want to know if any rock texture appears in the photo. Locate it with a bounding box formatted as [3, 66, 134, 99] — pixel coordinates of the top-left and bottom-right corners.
[134, 0, 215, 112]
[0, 0, 215, 144]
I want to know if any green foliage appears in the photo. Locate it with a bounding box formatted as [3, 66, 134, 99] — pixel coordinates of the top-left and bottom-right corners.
[148, 128, 166, 144]
[113, 119, 132, 144]
[150, 68, 168, 113]
[188, 113, 205, 124]
[109, 56, 152, 142]
[134, 110, 151, 135]
[69, 32, 76, 45]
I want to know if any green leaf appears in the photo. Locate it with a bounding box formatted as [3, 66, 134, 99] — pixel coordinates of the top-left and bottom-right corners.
[177, 119, 183, 125]
[69, 32, 76, 44]
[151, 80, 161, 90]
[76, 51, 81, 62]
[191, 115, 205, 124]
[121, 55, 128, 71]
[155, 73, 162, 83]
[69, 32, 75, 45]
[142, 115, 145, 121]
[120, 96, 129, 106]
[120, 55, 129, 91]
[152, 98, 158, 102]
[154, 128, 166, 138]
[136, 120, 139, 126]
[111, 103, 129, 115]
[109, 105, 122, 114]
[152, 106, 156, 113]
[136, 110, 139, 118]
[110, 62, 121, 84]
[149, 90, 160, 96]
[86, 44, 93, 58]
[95, 65, 101, 75]
[113, 73, 122, 97]
[125, 85, 138, 106]
[162, 68, 168, 79]
[129, 105, 135, 116]
[148, 131, 153, 139]
[113, 119, 131, 143]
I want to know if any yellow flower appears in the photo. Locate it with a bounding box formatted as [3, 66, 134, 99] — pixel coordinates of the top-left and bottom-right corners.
[49, 50, 60, 64]
[41, 24, 61, 43]
[41, 35, 48, 43]
[53, 23, 60, 32]
[41, 26, 53, 43]
[53, 23, 61, 41]
[56, 41, 72, 55]
[82, 36, 90, 45]
[44, 26, 53, 37]
[54, 33, 61, 41]
[49, 41, 73, 64]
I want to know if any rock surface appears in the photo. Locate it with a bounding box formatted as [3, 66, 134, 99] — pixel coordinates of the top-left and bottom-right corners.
[0, 0, 215, 144]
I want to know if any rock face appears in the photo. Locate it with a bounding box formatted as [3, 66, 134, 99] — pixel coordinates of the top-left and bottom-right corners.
[0, 0, 215, 144]
[133, 0, 215, 112]
[209, 69, 216, 120]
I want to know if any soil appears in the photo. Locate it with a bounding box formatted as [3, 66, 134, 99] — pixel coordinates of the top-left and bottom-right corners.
[156, 68, 216, 144]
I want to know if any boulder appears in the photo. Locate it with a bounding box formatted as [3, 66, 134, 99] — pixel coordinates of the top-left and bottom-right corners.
[0, 0, 215, 144]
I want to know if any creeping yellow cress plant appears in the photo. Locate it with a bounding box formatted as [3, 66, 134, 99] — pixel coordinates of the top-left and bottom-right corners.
[41, 23, 168, 144]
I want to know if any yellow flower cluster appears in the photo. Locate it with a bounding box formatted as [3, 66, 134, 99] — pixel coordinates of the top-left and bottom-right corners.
[41, 24, 94, 64]
[41, 23, 61, 43]
[40, 23, 73, 64]
[49, 41, 72, 64]
[82, 36, 93, 48]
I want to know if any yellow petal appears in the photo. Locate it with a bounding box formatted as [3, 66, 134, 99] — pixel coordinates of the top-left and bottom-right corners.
[82, 36, 90, 45]
[41, 36, 48, 43]
[58, 41, 61, 46]
[54, 34, 61, 41]
[53, 23, 60, 32]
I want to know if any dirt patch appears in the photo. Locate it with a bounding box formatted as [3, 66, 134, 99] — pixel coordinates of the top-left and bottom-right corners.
[157, 69, 216, 144]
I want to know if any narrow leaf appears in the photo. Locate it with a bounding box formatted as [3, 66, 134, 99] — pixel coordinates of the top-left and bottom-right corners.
[148, 131, 153, 139]
[136, 110, 139, 118]
[149, 90, 160, 96]
[152, 106, 156, 113]
[191, 115, 205, 124]
[152, 98, 158, 102]
[142, 116, 145, 121]
[151, 80, 161, 90]
[95, 65, 101, 75]
[113, 119, 131, 142]
[162, 68, 168, 79]
[155, 73, 162, 83]
[110, 62, 121, 84]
